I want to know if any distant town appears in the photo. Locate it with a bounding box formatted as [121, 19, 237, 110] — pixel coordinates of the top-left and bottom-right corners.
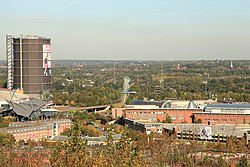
[0, 35, 250, 166]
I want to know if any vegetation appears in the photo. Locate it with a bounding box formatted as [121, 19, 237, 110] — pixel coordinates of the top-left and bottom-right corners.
[1, 60, 250, 106]
[50, 60, 250, 106]
[0, 60, 250, 166]
[162, 114, 172, 123]
[1, 119, 250, 166]
[0, 116, 16, 128]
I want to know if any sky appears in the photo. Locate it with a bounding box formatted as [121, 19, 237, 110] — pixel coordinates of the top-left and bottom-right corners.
[0, 0, 250, 60]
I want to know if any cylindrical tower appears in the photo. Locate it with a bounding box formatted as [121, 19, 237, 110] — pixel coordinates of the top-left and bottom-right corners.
[7, 34, 52, 94]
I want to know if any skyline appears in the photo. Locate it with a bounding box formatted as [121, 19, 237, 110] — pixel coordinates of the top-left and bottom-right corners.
[0, 0, 250, 60]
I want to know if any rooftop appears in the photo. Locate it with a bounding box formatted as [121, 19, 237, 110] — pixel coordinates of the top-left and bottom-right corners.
[129, 99, 170, 108]
[0, 90, 29, 101]
[206, 103, 250, 109]
[8, 99, 47, 118]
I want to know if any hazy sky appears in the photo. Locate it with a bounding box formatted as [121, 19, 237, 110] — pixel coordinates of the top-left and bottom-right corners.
[0, 0, 250, 60]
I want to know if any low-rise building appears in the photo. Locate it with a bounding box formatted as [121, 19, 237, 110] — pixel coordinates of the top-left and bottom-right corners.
[124, 108, 202, 123]
[0, 119, 71, 142]
[124, 118, 250, 143]
[125, 118, 163, 135]
[126, 99, 171, 109]
[194, 103, 250, 125]
[204, 103, 250, 114]
[163, 124, 250, 143]
[111, 108, 124, 118]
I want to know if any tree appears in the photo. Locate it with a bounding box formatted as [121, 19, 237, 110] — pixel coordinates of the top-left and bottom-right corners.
[216, 156, 228, 167]
[162, 114, 172, 123]
[81, 125, 100, 137]
[50, 123, 89, 166]
[237, 156, 248, 167]
[65, 100, 69, 105]
[70, 100, 75, 106]
[0, 133, 15, 146]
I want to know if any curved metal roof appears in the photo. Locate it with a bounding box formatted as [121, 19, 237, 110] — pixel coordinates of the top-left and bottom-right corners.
[129, 100, 170, 108]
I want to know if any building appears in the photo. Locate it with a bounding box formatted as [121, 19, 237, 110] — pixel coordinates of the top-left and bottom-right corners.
[204, 104, 250, 114]
[170, 99, 216, 109]
[163, 123, 250, 143]
[0, 119, 71, 142]
[124, 118, 250, 143]
[0, 88, 58, 121]
[0, 88, 30, 117]
[124, 118, 163, 135]
[6, 34, 52, 94]
[111, 108, 124, 118]
[126, 99, 171, 109]
[193, 112, 250, 125]
[193, 103, 250, 125]
[0, 88, 29, 102]
[123, 108, 202, 123]
[84, 134, 122, 146]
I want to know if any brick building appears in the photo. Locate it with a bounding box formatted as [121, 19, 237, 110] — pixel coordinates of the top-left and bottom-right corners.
[123, 103, 250, 125]
[111, 108, 124, 118]
[194, 103, 250, 125]
[0, 119, 71, 142]
[123, 108, 202, 123]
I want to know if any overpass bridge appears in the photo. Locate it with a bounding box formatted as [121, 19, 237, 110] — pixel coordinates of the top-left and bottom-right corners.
[56, 105, 110, 113]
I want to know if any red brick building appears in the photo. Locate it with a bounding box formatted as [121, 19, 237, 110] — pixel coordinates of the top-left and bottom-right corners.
[124, 108, 202, 123]
[111, 108, 124, 118]
[0, 119, 71, 142]
[193, 113, 250, 125]
[196, 103, 250, 125]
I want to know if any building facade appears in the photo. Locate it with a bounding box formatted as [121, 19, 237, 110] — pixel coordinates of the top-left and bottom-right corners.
[6, 34, 52, 94]
[124, 108, 202, 123]
[193, 113, 250, 125]
[0, 119, 71, 142]
[194, 103, 250, 125]
[124, 118, 163, 135]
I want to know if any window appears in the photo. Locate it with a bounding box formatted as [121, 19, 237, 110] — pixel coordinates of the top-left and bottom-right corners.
[169, 114, 176, 120]
[179, 114, 183, 120]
